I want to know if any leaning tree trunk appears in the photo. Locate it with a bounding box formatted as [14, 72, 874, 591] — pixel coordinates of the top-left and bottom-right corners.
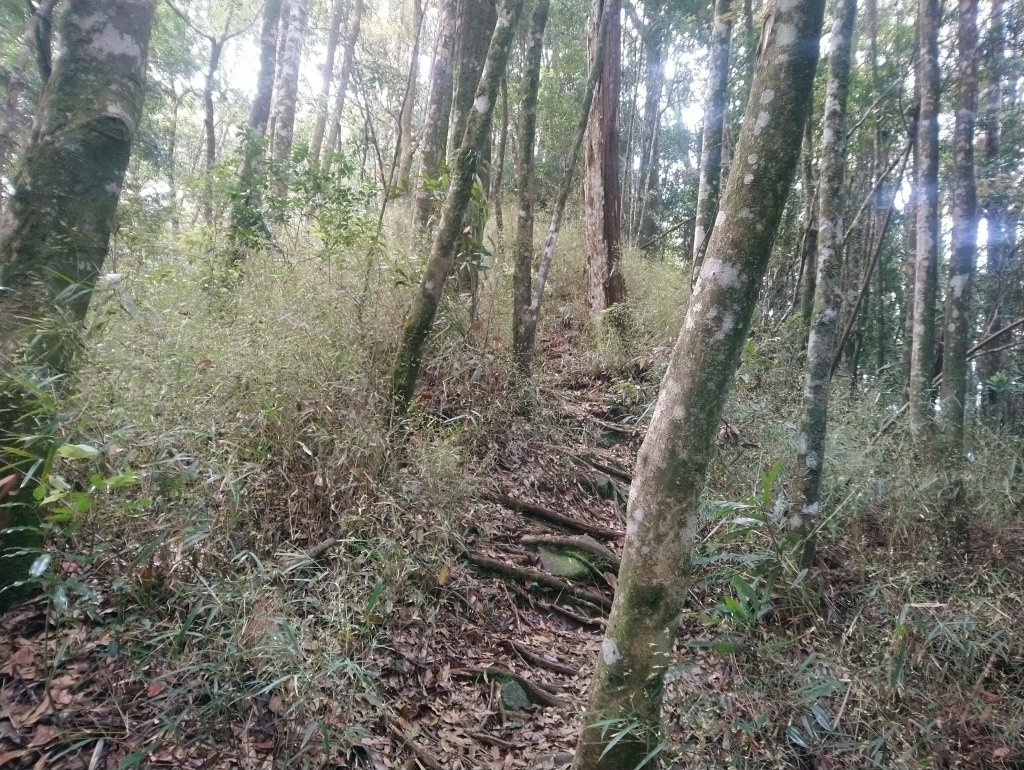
[939, 0, 979, 451]
[792, 0, 857, 569]
[0, 0, 156, 610]
[309, 0, 344, 165]
[270, 0, 307, 170]
[511, 0, 551, 370]
[391, 0, 524, 416]
[908, 0, 940, 435]
[692, 0, 733, 272]
[413, 0, 458, 233]
[571, 0, 825, 764]
[583, 0, 625, 319]
[797, 114, 818, 325]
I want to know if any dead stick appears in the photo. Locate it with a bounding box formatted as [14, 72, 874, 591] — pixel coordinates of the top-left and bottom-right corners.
[464, 552, 613, 610]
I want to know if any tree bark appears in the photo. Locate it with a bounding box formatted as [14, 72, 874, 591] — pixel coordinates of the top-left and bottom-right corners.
[391, 0, 524, 416]
[229, 0, 282, 259]
[413, 0, 458, 232]
[692, 0, 733, 271]
[309, 0, 345, 166]
[572, 0, 825, 764]
[396, 0, 424, 192]
[0, 0, 156, 609]
[939, 0, 979, 451]
[517, 2, 611, 374]
[0, 0, 57, 197]
[270, 0, 307, 170]
[324, 0, 363, 164]
[634, 2, 667, 251]
[448, 0, 498, 160]
[511, 0, 551, 371]
[583, 0, 625, 319]
[797, 114, 818, 325]
[908, 0, 941, 435]
[793, 0, 856, 569]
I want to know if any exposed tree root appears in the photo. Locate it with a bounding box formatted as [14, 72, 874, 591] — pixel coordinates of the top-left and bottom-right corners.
[570, 452, 633, 485]
[484, 491, 622, 540]
[450, 665, 567, 707]
[507, 639, 579, 676]
[463, 551, 613, 610]
[387, 722, 446, 770]
[520, 534, 620, 571]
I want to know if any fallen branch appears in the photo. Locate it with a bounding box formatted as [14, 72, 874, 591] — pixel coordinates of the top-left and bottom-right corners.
[470, 732, 519, 750]
[464, 551, 613, 610]
[520, 534, 620, 569]
[484, 491, 622, 540]
[508, 640, 579, 676]
[450, 666, 566, 708]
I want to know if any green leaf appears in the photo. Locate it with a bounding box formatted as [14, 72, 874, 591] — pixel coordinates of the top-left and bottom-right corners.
[57, 444, 100, 460]
[786, 725, 809, 749]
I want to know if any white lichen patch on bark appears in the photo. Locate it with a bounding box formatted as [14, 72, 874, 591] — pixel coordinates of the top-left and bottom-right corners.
[700, 257, 742, 289]
[754, 110, 771, 135]
[474, 94, 490, 114]
[949, 272, 969, 299]
[602, 638, 621, 665]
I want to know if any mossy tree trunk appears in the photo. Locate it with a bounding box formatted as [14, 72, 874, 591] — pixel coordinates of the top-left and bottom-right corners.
[413, 0, 458, 233]
[0, 0, 156, 609]
[908, 0, 941, 435]
[793, 0, 857, 569]
[511, 0, 550, 372]
[939, 0, 979, 451]
[634, 1, 667, 251]
[691, 0, 733, 272]
[583, 0, 625, 319]
[229, 0, 282, 261]
[447, 0, 497, 160]
[391, 0, 524, 416]
[571, 0, 825, 764]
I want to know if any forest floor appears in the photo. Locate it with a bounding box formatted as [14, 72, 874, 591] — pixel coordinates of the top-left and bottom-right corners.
[2, 260, 1024, 769]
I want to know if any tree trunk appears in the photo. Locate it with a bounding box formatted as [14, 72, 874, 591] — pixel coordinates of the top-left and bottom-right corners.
[448, 0, 498, 159]
[939, 0, 979, 451]
[309, 0, 345, 165]
[324, 0, 363, 164]
[797, 114, 818, 325]
[517, 2, 611, 375]
[271, 0, 307, 170]
[692, 0, 733, 272]
[792, 0, 856, 568]
[0, 0, 57, 196]
[202, 35, 226, 227]
[572, 0, 825, 763]
[229, 0, 282, 259]
[583, 0, 625, 319]
[635, 2, 667, 252]
[908, 0, 941, 435]
[490, 76, 509, 258]
[391, 0, 524, 416]
[413, 0, 458, 232]
[977, 0, 1009, 420]
[396, 0, 424, 192]
[511, 0, 550, 370]
[0, 0, 155, 610]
